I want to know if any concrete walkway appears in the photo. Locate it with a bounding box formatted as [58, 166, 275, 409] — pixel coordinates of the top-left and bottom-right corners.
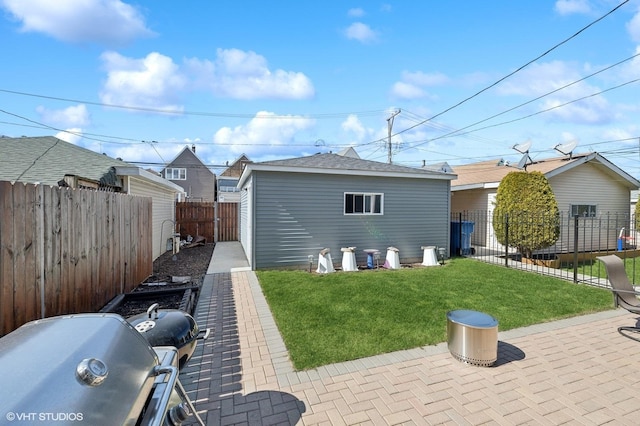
[180, 242, 640, 425]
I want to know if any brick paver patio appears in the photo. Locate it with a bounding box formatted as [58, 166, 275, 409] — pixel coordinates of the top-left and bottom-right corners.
[180, 243, 640, 425]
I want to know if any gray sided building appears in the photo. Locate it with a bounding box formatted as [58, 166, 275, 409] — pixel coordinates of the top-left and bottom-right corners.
[162, 145, 216, 202]
[237, 152, 456, 270]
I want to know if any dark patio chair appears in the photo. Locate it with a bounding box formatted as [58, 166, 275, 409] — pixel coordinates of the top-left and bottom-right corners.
[597, 254, 640, 341]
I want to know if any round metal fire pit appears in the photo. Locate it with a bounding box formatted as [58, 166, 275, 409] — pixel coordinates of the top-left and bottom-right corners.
[446, 310, 498, 367]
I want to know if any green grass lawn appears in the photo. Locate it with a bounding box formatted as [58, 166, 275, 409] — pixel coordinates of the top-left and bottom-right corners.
[257, 258, 613, 371]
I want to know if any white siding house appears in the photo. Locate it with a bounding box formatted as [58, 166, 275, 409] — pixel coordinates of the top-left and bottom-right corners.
[451, 152, 640, 253]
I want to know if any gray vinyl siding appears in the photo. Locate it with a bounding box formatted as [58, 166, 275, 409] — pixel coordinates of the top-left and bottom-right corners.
[250, 171, 450, 269]
[165, 149, 215, 201]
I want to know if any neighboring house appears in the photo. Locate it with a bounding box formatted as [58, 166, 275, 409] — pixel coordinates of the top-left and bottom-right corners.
[451, 152, 640, 253]
[237, 151, 456, 270]
[162, 145, 216, 202]
[217, 154, 251, 203]
[0, 136, 185, 260]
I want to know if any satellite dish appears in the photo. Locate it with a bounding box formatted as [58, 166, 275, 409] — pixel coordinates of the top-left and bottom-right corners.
[554, 140, 578, 158]
[512, 140, 532, 154]
[516, 153, 532, 170]
[315, 139, 325, 147]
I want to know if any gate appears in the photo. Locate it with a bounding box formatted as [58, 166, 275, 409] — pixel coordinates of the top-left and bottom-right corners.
[175, 202, 238, 243]
[217, 202, 239, 242]
[176, 202, 215, 243]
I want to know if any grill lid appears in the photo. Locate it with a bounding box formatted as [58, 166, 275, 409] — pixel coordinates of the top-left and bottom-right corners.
[127, 303, 199, 369]
[0, 314, 160, 425]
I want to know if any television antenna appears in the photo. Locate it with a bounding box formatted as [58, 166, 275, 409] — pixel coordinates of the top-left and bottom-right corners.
[554, 140, 578, 159]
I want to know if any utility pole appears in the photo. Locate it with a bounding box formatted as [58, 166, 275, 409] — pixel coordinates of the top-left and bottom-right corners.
[386, 109, 401, 164]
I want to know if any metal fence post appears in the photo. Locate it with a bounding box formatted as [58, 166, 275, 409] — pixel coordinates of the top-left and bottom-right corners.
[573, 215, 579, 283]
[505, 213, 509, 268]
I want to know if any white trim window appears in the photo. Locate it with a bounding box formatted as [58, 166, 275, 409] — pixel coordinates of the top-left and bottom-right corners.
[344, 192, 383, 215]
[571, 204, 597, 217]
[165, 168, 187, 180]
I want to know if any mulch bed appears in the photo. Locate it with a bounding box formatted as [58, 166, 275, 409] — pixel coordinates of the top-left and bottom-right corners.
[101, 243, 215, 317]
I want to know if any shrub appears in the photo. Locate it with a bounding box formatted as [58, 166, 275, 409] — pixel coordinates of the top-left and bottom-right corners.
[492, 171, 560, 258]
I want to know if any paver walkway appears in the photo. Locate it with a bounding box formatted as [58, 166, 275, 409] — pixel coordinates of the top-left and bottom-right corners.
[180, 242, 640, 425]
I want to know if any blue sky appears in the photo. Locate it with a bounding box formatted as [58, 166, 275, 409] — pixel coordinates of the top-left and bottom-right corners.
[2, 0, 640, 178]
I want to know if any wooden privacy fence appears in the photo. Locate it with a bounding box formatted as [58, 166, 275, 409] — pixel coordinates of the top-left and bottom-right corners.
[0, 181, 153, 336]
[217, 202, 239, 242]
[175, 202, 238, 243]
[176, 202, 215, 242]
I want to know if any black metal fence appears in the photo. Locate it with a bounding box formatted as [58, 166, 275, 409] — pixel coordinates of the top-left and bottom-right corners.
[451, 210, 640, 286]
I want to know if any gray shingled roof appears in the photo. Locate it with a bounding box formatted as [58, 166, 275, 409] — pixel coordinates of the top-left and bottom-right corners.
[258, 152, 452, 176]
[0, 136, 132, 186]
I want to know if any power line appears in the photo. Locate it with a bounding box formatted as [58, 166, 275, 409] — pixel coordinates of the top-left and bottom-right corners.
[391, 0, 630, 138]
[429, 51, 640, 142]
[0, 88, 387, 119]
[391, 69, 640, 155]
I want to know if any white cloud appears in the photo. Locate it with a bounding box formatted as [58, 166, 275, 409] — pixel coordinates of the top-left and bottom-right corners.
[185, 48, 315, 100]
[341, 114, 367, 141]
[498, 61, 581, 96]
[541, 96, 611, 124]
[499, 61, 613, 124]
[390, 82, 426, 100]
[339, 114, 383, 147]
[0, 0, 154, 45]
[554, 0, 592, 15]
[344, 22, 378, 43]
[347, 8, 365, 18]
[99, 51, 187, 112]
[37, 104, 90, 127]
[390, 71, 449, 100]
[402, 71, 450, 86]
[627, 10, 640, 43]
[55, 128, 83, 144]
[213, 111, 316, 157]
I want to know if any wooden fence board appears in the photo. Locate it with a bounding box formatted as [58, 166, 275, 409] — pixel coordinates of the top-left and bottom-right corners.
[12, 183, 26, 328]
[218, 202, 239, 242]
[23, 184, 37, 324]
[0, 181, 15, 332]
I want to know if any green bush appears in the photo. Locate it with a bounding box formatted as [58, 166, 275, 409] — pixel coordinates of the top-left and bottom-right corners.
[492, 171, 560, 258]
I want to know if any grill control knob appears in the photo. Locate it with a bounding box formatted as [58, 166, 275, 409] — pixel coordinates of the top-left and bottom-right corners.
[76, 358, 109, 386]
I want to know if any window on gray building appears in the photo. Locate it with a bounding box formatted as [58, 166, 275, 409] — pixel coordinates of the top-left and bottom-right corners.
[344, 192, 383, 215]
[165, 168, 187, 180]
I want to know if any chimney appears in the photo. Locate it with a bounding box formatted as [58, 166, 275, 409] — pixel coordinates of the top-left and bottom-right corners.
[422, 160, 426, 167]
[191, 144, 196, 153]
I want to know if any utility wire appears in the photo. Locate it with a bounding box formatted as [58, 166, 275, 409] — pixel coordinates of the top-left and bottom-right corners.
[390, 62, 640, 154]
[0, 88, 387, 119]
[428, 51, 640, 142]
[391, 0, 630, 138]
